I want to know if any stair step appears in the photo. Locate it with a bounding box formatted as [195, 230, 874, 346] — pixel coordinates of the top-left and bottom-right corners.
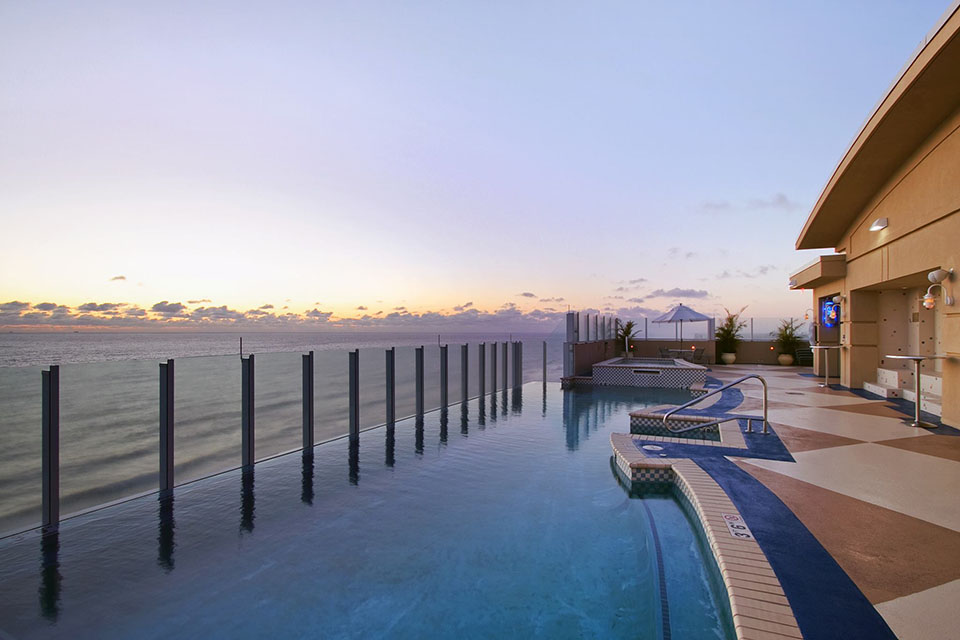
[863, 381, 900, 399]
[900, 389, 943, 416]
[876, 367, 911, 389]
[921, 372, 942, 396]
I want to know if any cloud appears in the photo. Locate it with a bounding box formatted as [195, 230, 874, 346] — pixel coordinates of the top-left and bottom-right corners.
[748, 193, 799, 211]
[627, 297, 645, 303]
[701, 200, 731, 211]
[259, 303, 274, 310]
[151, 301, 187, 315]
[393, 306, 406, 311]
[78, 302, 119, 312]
[716, 264, 777, 280]
[453, 301, 474, 311]
[648, 288, 710, 299]
[187, 299, 211, 304]
[306, 308, 333, 321]
[667, 247, 697, 259]
[604, 295, 624, 300]
[34, 302, 59, 311]
[109, 275, 126, 281]
[356, 305, 368, 311]
[517, 292, 537, 298]
[0, 301, 30, 312]
[191, 305, 245, 321]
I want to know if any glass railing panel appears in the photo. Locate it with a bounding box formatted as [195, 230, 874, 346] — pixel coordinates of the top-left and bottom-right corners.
[254, 351, 303, 460]
[58, 359, 158, 517]
[393, 346, 418, 421]
[422, 344, 442, 414]
[314, 349, 348, 443]
[358, 347, 387, 429]
[176, 354, 241, 484]
[0, 366, 43, 533]
[445, 344, 464, 406]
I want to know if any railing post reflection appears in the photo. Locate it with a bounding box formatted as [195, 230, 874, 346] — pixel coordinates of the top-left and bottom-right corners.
[302, 351, 314, 451]
[461, 344, 469, 403]
[38, 530, 61, 621]
[477, 395, 486, 427]
[512, 383, 523, 414]
[241, 355, 255, 468]
[240, 468, 255, 533]
[460, 403, 469, 435]
[415, 415, 424, 455]
[439, 408, 448, 444]
[348, 439, 359, 485]
[157, 494, 175, 571]
[439, 345, 448, 407]
[41, 365, 60, 529]
[301, 452, 314, 504]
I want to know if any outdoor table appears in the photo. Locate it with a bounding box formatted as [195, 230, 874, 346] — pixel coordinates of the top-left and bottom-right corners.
[810, 345, 841, 388]
[884, 354, 947, 428]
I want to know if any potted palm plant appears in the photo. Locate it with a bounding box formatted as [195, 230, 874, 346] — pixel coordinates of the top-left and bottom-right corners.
[773, 318, 803, 365]
[616, 319, 637, 357]
[715, 307, 746, 364]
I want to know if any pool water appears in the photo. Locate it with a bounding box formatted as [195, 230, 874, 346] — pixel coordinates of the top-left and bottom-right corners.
[0, 383, 734, 639]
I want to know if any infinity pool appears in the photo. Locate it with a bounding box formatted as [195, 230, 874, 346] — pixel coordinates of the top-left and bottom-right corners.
[0, 383, 734, 639]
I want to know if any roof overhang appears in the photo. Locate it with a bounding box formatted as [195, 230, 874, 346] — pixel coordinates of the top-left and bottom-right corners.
[796, 3, 960, 250]
[789, 254, 846, 290]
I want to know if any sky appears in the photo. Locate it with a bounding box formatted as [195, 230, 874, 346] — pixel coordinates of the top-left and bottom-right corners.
[0, 1, 953, 331]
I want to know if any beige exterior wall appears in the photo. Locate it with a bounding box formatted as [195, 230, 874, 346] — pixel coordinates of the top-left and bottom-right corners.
[802, 106, 960, 426]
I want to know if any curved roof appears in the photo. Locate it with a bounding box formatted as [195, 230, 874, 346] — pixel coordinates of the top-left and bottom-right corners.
[796, 2, 960, 250]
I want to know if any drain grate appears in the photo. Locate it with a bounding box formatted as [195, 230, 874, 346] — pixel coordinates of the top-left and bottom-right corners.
[642, 444, 665, 451]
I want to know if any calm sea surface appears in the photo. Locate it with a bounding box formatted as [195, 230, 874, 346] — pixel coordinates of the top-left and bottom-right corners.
[0, 331, 565, 534]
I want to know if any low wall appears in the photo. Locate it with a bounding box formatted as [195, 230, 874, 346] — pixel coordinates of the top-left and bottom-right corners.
[571, 340, 619, 375]
[626, 340, 810, 366]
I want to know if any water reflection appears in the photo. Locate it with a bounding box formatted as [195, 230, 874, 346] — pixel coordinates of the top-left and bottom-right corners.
[38, 530, 61, 621]
[415, 417, 424, 455]
[460, 404, 469, 435]
[157, 494, 175, 571]
[477, 397, 486, 428]
[489, 393, 498, 422]
[542, 382, 548, 417]
[301, 453, 314, 505]
[439, 409, 448, 444]
[348, 440, 359, 485]
[385, 423, 396, 467]
[511, 386, 523, 414]
[240, 469, 255, 533]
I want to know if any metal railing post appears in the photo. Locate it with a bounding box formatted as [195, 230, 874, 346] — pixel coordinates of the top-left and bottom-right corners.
[41, 365, 60, 529]
[543, 340, 547, 382]
[491, 342, 497, 391]
[461, 344, 469, 402]
[478, 342, 485, 396]
[241, 354, 255, 467]
[501, 341, 508, 390]
[159, 359, 174, 492]
[302, 351, 314, 451]
[415, 346, 424, 415]
[386, 347, 396, 423]
[439, 345, 448, 407]
[349, 349, 359, 442]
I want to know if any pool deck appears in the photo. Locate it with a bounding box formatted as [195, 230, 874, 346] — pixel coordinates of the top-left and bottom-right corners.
[615, 364, 960, 640]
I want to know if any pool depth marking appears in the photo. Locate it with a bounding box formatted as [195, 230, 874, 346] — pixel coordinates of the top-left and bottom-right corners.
[721, 513, 755, 541]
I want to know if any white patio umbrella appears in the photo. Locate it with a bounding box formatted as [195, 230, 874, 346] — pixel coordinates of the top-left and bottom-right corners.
[652, 304, 711, 346]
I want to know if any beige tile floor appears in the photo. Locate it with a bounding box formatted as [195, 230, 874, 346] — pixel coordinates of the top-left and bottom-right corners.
[710, 364, 960, 640]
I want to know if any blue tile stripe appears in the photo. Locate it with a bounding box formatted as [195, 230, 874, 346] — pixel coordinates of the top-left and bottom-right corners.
[641, 499, 672, 640]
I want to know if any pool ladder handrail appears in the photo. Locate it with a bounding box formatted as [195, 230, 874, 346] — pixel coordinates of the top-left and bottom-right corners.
[662, 374, 769, 435]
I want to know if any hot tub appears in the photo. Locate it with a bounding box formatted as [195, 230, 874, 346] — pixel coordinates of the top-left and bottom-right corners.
[591, 357, 707, 390]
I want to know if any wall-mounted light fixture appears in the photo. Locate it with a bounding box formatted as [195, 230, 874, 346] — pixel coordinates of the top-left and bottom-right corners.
[869, 218, 888, 231]
[923, 268, 954, 309]
[832, 295, 845, 305]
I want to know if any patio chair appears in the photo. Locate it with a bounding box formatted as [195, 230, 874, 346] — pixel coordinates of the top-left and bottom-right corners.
[659, 347, 671, 358]
[692, 348, 705, 364]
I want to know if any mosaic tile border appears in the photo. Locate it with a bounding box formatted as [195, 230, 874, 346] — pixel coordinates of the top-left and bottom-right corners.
[610, 433, 803, 640]
[628, 410, 748, 449]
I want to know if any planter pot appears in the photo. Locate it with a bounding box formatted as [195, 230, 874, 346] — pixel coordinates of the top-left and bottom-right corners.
[778, 354, 794, 366]
[720, 353, 736, 365]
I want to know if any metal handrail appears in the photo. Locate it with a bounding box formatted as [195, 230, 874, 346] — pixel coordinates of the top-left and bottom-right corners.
[662, 374, 769, 434]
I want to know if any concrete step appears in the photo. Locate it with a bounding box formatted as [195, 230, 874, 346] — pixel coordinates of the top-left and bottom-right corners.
[900, 389, 943, 417]
[921, 372, 942, 396]
[863, 381, 900, 399]
[876, 367, 910, 389]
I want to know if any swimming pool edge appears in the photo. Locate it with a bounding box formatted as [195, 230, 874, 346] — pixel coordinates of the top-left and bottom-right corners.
[611, 432, 805, 640]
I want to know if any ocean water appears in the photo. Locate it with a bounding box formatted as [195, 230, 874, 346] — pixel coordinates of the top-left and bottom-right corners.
[0, 332, 565, 534]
